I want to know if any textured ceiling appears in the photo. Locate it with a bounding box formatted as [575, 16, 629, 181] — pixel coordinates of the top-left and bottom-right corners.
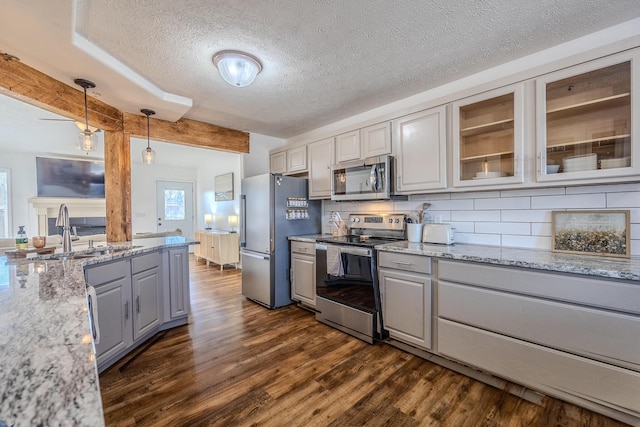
[2, 0, 640, 139]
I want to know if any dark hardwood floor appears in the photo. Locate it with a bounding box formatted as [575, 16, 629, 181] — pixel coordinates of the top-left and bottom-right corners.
[99, 257, 628, 426]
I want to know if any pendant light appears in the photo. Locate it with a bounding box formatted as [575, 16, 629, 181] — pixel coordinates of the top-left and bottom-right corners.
[141, 109, 156, 164]
[74, 78, 98, 153]
[212, 50, 262, 87]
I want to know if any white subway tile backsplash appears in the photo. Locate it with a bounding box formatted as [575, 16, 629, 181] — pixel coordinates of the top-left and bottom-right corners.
[606, 192, 640, 208]
[447, 222, 474, 233]
[501, 187, 565, 197]
[567, 183, 640, 194]
[500, 209, 551, 223]
[475, 197, 531, 210]
[455, 233, 501, 246]
[501, 235, 551, 250]
[319, 186, 639, 254]
[451, 190, 500, 199]
[428, 199, 474, 211]
[531, 193, 606, 209]
[475, 222, 530, 235]
[451, 210, 500, 222]
[531, 222, 552, 236]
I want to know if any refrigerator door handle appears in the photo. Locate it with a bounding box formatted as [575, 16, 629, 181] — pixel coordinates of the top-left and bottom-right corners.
[241, 250, 269, 260]
[240, 194, 247, 247]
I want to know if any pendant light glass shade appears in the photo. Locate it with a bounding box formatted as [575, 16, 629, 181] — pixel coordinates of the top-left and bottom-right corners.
[212, 50, 262, 87]
[141, 109, 156, 164]
[74, 78, 98, 154]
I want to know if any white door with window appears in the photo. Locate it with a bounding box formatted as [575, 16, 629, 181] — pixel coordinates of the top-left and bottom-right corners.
[155, 181, 194, 240]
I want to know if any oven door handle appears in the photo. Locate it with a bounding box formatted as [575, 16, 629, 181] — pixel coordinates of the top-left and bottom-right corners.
[339, 246, 372, 257]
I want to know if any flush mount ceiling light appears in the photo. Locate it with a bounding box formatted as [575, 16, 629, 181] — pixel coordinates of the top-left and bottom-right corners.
[141, 108, 156, 164]
[212, 50, 263, 87]
[74, 78, 98, 154]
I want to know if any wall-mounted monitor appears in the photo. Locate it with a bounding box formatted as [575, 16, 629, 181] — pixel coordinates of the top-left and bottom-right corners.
[36, 156, 105, 198]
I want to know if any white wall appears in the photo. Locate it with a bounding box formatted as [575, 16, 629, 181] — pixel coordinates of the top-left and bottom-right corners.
[242, 133, 285, 178]
[0, 152, 39, 236]
[322, 183, 640, 257]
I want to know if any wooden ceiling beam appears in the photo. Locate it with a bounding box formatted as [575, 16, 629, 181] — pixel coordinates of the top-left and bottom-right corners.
[0, 54, 123, 131]
[0, 53, 250, 153]
[123, 112, 249, 153]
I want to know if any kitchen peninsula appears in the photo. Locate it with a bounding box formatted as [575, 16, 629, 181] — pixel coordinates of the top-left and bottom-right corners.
[0, 236, 196, 427]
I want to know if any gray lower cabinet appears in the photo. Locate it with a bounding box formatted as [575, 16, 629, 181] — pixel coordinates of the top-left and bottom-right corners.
[131, 251, 163, 340]
[378, 252, 433, 350]
[290, 241, 316, 308]
[437, 259, 640, 422]
[86, 259, 132, 367]
[85, 247, 190, 372]
[167, 247, 190, 319]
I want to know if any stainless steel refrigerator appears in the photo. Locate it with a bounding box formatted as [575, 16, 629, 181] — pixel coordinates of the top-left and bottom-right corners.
[240, 174, 321, 308]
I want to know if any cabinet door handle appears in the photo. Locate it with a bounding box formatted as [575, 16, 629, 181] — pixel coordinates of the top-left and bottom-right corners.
[124, 301, 129, 320]
[514, 155, 520, 177]
[136, 296, 141, 313]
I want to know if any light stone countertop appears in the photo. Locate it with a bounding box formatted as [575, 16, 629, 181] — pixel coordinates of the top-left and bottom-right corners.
[0, 236, 197, 427]
[288, 234, 327, 243]
[377, 241, 640, 282]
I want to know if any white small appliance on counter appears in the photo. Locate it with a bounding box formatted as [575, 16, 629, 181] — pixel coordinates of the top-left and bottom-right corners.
[422, 224, 455, 245]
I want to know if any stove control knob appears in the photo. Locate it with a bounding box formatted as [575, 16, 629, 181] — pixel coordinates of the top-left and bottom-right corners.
[394, 218, 400, 223]
[388, 218, 393, 223]
[352, 217, 360, 222]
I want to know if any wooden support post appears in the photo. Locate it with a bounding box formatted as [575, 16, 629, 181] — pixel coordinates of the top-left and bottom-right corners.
[104, 131, 132, 242]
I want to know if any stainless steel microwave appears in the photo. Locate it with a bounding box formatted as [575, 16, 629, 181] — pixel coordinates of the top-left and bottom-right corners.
[331, 155, 397, 201]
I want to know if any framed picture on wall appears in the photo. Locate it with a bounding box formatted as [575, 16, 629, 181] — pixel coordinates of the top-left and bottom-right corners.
[551, 210, 630, 258]
[214, 172, 234, 201]
[213, 172, 233, 202]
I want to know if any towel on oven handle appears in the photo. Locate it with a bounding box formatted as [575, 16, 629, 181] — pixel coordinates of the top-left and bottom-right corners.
[326, 246, 344, 277]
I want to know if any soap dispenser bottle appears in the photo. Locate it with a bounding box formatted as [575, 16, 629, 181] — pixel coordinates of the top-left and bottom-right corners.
[16, 226, 28, 249]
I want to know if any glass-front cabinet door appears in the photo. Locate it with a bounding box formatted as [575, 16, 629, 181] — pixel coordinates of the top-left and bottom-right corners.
[536, 51, 639, 182]
[452, 83, 524, 187]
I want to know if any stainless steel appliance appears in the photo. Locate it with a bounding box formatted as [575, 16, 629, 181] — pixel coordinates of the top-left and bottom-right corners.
[331, 155, 401, 201]
[315, 213, 406, 343]
[240, 174, 321, 308]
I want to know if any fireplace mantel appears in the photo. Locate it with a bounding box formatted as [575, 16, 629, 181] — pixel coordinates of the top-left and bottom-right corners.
[28, 197, 106, 235]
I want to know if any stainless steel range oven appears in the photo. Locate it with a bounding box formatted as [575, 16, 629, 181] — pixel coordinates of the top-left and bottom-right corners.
[315, 213, 405, 343]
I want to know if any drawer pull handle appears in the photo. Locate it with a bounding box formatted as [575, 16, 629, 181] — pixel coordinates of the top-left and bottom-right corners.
[393, 261, 413, 266]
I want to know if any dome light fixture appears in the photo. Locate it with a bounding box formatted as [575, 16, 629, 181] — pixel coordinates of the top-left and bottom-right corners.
[74, 78, 98, 153]
[212, 50, 262, 87]
[141, 109, 156, 164]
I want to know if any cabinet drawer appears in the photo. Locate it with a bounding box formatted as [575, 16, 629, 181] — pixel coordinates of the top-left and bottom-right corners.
[85, 259, 129, 286]
[132, 251, 162, 275]
[438, 319, 640, 414]
[291, 241, 316, 255]
[438, 260, 640, 315]
[439, 281, 640, 370]
[378, 252, 431, 274]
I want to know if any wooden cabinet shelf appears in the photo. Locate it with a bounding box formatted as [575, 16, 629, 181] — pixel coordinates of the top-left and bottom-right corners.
[459, 118, 514, 137]
[460, 150, 514, 162]
[546, 92, 630, 119]
[547, 134, 631, 150]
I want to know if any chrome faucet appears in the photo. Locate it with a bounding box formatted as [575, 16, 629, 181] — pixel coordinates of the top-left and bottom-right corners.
[56, 204, 72, 252]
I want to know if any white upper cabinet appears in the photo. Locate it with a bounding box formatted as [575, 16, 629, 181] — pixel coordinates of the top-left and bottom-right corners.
[336, 123, 392, 163]
[452, 83, 525, 187]
[287, 145, 307, 173]
[308, 137, 335, 199]
[270, 150, 287, 174]
[361, 122, 392, 158]
[393, 106, 447, 193]
[335, 130, 360, 163]
[536, 50, 639, 182]
[270, 146, 308, 174]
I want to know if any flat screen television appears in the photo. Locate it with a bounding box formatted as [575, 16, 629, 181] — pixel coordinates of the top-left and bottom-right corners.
[36, 157, 105, 198]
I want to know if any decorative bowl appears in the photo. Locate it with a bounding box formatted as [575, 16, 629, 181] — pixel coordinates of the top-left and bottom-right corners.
[546, 165, 560, 174]
[32, 236, 46, 248]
